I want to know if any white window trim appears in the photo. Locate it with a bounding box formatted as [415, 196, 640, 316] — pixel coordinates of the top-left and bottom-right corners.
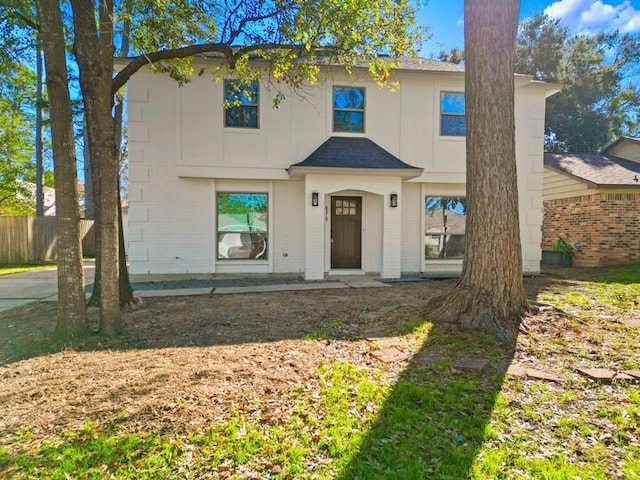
[223, 79, 260, 130]
[332, 85, 366, 134]
[437, 89, 466, 140]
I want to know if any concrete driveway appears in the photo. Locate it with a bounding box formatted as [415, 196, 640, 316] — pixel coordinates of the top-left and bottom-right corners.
[0, 262, 95, 312]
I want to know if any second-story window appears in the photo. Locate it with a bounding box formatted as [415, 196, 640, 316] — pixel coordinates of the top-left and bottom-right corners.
[333, 86, 365, 133]
[224, 80, 259, 128]
[440, 91, 466, 136]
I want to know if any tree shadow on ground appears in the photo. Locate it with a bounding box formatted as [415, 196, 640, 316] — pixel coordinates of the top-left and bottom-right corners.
[0, 282, 448, 364]
[0, 272, 576, 367]
[1, 273, 598, 477]
[337, 320, 515, 479]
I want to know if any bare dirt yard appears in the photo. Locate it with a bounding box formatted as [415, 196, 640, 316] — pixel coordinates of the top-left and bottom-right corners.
[0, 280, 450, 436]
[1, 270, 638, 478]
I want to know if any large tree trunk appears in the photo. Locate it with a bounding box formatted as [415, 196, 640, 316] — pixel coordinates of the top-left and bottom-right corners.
[86, 129, 102, 309]
[35, 41, 44, 217]
[114, 3, 138, 308]
[36, 0, 87, 338]
[427, 0, 527, 342]
[117, 189, 137, 306]
[71, 0, 122, 335]
[83, 128, 94, 220]
[87, 0, 138, 310]
[88, 197, 138, 309]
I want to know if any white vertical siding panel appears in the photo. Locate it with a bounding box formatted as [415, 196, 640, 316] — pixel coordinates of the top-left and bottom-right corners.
[272, 181, 305, 273]
[401, 183, 422, 273]
[363, 193, 383, 273]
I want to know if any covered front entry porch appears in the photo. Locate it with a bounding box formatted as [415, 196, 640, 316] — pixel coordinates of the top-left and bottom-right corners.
[287, 136, 423, 281]
[302, 175, 403, 280]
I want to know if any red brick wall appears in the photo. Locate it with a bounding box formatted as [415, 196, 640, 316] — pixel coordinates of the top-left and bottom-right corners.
[543, 193, 640, 266]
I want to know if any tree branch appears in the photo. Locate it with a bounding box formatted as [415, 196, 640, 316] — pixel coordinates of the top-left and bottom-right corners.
[8, 11, 39, 31]
[228, 7, 290, 44]
[113, 43, 233, 94]
[99, 0, 114, 65]
[112, 42, 330, 94]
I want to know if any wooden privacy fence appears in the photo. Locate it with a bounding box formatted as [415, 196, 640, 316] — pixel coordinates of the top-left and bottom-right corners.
[0, 216, 95, 264]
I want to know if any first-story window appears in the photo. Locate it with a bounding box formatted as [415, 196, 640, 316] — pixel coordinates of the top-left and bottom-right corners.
[425, 196, 466, 259]
[224, 80, 259, 128]
[217, 192, 268, 260]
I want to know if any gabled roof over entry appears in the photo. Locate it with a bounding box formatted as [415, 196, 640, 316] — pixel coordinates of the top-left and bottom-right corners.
[288, 137, 423, 179]
[544, 152, 640, 187]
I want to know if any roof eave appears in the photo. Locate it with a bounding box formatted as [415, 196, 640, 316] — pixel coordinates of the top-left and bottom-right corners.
[287, 166, 424, 180]
[543, 164, 598, 188]
[598, 183, 640, 189]
[544, 164, 640, 188]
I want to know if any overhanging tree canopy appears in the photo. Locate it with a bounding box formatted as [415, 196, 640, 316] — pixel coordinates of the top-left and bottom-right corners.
[515, 13, 640, 152]
[30, 0, 425, 338]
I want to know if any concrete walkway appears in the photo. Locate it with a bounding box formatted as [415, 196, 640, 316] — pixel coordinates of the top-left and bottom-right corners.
[0, 266, 392, 312]
[0, 262, 95, 312]
[133, 278, 392, 299]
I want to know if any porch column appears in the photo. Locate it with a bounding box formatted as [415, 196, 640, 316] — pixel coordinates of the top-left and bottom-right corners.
[304, 180, 325, 280]
[381, 191, 402, 279]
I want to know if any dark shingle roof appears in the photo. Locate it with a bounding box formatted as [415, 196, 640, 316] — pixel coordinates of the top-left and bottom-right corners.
[357, 57, 464, 73]
[544, 152, 640, 186]
[194, 53, 465, 73]
[290, 137, 420, 170]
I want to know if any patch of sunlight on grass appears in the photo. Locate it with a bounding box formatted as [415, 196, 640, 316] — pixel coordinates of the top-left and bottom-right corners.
[0, 264, 54, 276]
[6, 422, 181, 479]
[563, 291, 593, 307]
[188, 360, 389, 478]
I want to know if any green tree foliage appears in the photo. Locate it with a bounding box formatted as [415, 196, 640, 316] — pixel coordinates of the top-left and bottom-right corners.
[0, 2, 57, 215]
[0, 61, 36, 215]
[437, 47, 464, 65]
[0, 7, 34, 214]
[115, 0, 425, 93]
[29, 0, 423, 337]
[514, 14, 565, 81]
[515, 13, 640, 152]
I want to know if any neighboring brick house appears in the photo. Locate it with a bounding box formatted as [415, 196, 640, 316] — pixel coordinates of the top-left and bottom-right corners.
[543, 138, 640, 266]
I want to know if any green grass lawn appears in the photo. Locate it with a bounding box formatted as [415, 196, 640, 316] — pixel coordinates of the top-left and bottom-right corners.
[0, 264, 54, 276]
[1, 265, 639, 479]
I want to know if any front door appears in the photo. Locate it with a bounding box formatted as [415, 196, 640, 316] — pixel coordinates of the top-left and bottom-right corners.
[331, 196, 362, 269]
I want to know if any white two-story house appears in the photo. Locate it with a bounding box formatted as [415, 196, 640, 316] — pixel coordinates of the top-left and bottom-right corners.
[125, 57, 556, 280]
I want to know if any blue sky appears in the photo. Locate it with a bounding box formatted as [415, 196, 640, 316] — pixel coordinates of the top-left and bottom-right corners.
[418, 0, 640, 56]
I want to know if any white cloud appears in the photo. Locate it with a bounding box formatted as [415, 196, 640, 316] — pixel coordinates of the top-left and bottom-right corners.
[544, 0, 640, 34]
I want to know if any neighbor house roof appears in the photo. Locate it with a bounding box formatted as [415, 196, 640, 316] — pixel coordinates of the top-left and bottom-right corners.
[288, 137, 423, 179]
[600, 136, 640, 154]
[544, 152, 640, 187]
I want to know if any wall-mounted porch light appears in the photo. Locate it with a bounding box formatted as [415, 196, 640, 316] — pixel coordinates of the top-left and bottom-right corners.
[311, 191, 319, 207]
[390, 192, 398, 208]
